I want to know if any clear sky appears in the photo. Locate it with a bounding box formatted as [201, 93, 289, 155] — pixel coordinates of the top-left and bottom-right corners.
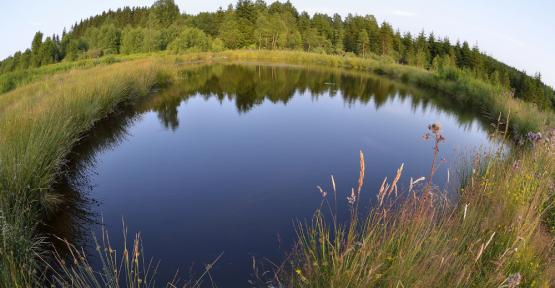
[1, 0, 553, 86]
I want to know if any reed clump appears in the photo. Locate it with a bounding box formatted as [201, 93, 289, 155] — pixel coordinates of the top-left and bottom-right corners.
[47, 224, 220, 288]
[277, 125, 555, 287]
[0, 58, 174, 286]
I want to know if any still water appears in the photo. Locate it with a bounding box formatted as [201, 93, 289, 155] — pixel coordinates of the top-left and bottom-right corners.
[49, 64, 498, 286]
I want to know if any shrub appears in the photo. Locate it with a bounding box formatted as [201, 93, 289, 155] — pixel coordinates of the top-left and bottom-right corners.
[167, 27, 211, 53]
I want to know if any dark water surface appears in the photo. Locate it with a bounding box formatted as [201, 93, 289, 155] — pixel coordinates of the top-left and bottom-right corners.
[48, 64, 498, 286]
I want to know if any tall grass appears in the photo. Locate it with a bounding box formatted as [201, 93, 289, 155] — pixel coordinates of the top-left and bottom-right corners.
[0, 53, 157, 94]
[276, 126, 555, 287]
[46, 224, 220, 288]
[0, 58, 174, 286]
[0, 50, 553, 286]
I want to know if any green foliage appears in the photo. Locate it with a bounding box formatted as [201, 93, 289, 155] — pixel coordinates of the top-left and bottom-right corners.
[218, 14, 244, 49]
[357, 30, 369, 56]
[30, 31, 43, 67]
[143, 28, 164, 52]
[150, 0, 180, 28]
[100, 24, 122, 54]
[82, 24, 122, 54]
[378, 21, 394, 56]
[254, 13, 288, 49]
[1, 0, 553, 110]
[168, 27, 211, 53]
[211, 38, 226, 52]
[120, 27, 145, 54]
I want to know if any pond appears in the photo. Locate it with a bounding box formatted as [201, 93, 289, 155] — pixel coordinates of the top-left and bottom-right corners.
[47, 64, 499, 286]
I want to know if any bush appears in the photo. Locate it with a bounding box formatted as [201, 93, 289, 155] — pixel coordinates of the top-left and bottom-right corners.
[85, 48, 103, 59]
[210, 38, 225, 52]
[167, 27, 211, 53]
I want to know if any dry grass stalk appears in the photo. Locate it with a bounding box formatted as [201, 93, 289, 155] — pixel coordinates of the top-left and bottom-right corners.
[377, 164, 404, 206]
[348, 151, 365, 205]
[475, 232, 496, 262]
[356, 151, 365, 197]
[409, 176, 426, 192]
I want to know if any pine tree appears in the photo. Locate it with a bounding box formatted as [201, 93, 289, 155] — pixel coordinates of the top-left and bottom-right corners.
[150, 0, 180, 28]
[31, 31, 44, 67]
[218, 14, 243, 49]
[357, 30, 369, 57]
[331, 13, 344, 54]
[378, 22, 394, 56]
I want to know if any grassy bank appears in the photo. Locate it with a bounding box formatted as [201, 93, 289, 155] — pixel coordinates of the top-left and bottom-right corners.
[0, 50, 553, 286]
[0, 53, 157, 94]
[277, 130, 555, 287]
[0, 58, 173, 286]
[3, 50, 553, 136]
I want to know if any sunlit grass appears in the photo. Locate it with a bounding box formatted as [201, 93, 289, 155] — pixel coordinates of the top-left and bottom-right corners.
[47, 223, 220, 288]
[0, 50, 553, 287]
[276, 126, 555, 287]
[0, 58, 174, 286]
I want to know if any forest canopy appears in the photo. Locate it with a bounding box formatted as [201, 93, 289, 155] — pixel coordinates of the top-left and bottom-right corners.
[1, 0, 553, 109]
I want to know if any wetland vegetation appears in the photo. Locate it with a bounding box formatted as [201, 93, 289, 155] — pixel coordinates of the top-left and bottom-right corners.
[0, 0, 554, 287]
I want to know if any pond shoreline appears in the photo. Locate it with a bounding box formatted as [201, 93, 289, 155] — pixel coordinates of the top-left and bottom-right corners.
[0, 50, 553, 286]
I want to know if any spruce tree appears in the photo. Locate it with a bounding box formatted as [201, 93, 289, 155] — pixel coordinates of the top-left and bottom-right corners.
[357, 30, 369, 57]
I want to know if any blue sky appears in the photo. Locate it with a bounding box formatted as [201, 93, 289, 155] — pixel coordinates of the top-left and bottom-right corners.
[1, 0, 554, 86]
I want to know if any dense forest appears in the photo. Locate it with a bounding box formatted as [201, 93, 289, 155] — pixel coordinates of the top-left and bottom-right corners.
[1, 0, 553, 109]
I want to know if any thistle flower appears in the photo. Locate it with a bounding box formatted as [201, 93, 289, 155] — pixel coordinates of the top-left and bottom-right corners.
[526, 131, 542, 144]
[428, 122, 441, 133]
[506, 272, 521, 288]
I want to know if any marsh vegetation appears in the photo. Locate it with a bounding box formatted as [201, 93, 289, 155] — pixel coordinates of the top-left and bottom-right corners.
[0, 1, 554, 287]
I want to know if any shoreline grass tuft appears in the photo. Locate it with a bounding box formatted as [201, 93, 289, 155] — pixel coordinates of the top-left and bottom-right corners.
[0, 58, 174, 286]
[274, 126, 554, 287]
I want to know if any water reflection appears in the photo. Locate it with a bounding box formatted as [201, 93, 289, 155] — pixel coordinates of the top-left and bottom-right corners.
[146, 64, 483, 132]
[44, 105, 143, 251]
[46, 64, 496, 286]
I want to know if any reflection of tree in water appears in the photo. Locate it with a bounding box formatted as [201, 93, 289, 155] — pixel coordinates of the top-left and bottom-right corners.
[44, 105, 142, 254]
[145, 64, 487, 132]
[45, 63, 495, 275]
[51, 62, 486, 232]
[156, 98, 180, 131]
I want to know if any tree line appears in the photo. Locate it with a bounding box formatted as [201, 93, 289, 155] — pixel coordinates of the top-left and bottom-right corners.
[1, 0, 553, 109]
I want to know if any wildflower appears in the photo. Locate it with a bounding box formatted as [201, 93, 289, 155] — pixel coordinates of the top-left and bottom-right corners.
[423, 122, 445, 143]
[295, 268, 308, 283]
[506, 272, 521, 288]
[428, 122, 441, 134]
[526, 131, 542, 144]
